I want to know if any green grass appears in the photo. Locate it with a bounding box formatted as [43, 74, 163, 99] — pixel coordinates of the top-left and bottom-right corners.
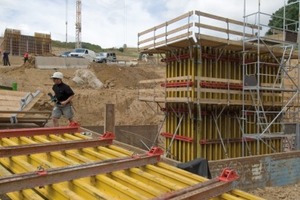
[52, 40, 103, 52]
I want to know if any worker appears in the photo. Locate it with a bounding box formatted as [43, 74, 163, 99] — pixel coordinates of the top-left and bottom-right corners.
[3, 51, 10, 66]
[50, 71, 75, 127]
[23, 51, 29, 64]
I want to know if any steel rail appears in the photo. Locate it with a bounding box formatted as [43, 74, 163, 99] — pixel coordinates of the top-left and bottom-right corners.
[0, 151, 161, 194]
[0, 126, 80, 138]
[153, 178, 234, 200]
[0, 138, 113, 157]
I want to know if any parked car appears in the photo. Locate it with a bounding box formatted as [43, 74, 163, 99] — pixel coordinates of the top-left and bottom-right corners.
[59, 51, 72, 57]
[93, 52, 117, 63]
[69, 48, 96, 62]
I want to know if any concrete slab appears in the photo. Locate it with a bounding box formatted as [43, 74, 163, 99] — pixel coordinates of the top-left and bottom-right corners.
[35, 56, 90, 69]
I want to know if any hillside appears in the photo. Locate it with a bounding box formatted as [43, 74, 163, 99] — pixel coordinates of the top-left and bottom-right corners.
[51, 39, 140, 60]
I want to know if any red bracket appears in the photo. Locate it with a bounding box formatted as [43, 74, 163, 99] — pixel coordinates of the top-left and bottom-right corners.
[218, 168, 239, 182]
[161, 132, 193, 142]
[200, 81, 243, 90]
[36, 169, 47, 176]
[68, 121, 80, 127]
[161, 81, 194, 88]
[147, 147, 164, 157]
[100, 132, 115, 140]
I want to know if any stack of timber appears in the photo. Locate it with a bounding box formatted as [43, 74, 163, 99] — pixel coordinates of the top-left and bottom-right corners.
[0, 90, 50, 127]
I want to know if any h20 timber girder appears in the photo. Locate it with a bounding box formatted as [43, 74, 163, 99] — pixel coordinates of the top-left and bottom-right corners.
[0, 137, 113, 157]
[0, 151, 162, 194]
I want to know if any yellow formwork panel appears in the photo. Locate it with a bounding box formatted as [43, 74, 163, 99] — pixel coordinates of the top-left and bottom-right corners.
[163, 45, 284, 162]
[0, 132, 262, 200]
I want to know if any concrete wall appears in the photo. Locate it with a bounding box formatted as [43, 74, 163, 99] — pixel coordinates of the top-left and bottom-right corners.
[35, 56, 89, 69]
[209, 151, 300, 189]
[83, 125, 158, 150]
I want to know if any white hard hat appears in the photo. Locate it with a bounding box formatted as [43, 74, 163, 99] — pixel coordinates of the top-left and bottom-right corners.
[51, 72, 63, 79]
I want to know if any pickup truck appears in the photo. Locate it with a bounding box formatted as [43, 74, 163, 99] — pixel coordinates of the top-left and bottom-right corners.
[93, 52, 117, 63]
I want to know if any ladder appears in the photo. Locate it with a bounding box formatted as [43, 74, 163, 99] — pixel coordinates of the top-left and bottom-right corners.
[273, 45, 294, 88]
[250, 90, 271, 135]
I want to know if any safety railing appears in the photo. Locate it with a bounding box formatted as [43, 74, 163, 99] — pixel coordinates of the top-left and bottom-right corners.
[138, 10, 260, 52]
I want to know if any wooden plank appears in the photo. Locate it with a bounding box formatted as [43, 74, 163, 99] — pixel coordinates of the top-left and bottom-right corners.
[0, 91, 45, 120]
[0, 117, 50, 122]
[139, 78, 166, 84]
[0, 90, 27, 97]
[138, 11, 192, 36]
[195, 22, 254, 37]
[0, 111, 51, 114]
[0, 106, 18, 111]
[0, 101, 20, 107]
[154, 23, 193, 42]
[139, 23, 193, 45]
[139, 76, 192, 84]
[104, 104, 115, 133]
[0, 95, 23, 101]
[196, 76, 242, 84]
[195, 10, 261, 29]
[155, 32, 192, 47]
[22, 92, 43, 112]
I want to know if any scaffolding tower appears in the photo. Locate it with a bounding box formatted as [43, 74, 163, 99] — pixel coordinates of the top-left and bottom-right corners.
[242, 0, 300, 155]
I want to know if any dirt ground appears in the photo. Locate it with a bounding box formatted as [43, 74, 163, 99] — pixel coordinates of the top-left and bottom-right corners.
[248, 183, 300, 200]
[0, 56, 300, 200]
[0, 56, 165, 126]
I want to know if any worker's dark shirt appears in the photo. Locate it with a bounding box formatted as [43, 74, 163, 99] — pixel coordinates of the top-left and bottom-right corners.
[52, 82, 74, 102]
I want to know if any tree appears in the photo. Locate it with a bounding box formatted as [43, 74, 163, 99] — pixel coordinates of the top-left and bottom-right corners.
[267, 0, 299, 35]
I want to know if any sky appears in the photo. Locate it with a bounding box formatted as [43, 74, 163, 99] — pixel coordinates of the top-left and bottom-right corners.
[0, 0, 290, 49]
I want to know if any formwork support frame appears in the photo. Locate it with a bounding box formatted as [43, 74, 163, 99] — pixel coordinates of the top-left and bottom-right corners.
[242, 0, 300, 155]
[139, 8, 290, 161]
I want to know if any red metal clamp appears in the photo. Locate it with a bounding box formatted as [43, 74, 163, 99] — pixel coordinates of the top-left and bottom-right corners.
[36, 166, 48, 176]
[218, 168, 239, 182]
[68, 121, 80, 127]
[100, 131, 115, 140]
[147, 147, 164, 157]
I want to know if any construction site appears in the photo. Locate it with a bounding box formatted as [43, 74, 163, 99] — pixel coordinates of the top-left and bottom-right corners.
[0, 0, 300, 199]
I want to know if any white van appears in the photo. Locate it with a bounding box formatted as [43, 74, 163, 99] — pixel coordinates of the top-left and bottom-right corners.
[69, 48, 96, 62]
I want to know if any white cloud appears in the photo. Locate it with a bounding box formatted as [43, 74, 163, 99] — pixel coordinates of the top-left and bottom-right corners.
[0, 0, 289, 49]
